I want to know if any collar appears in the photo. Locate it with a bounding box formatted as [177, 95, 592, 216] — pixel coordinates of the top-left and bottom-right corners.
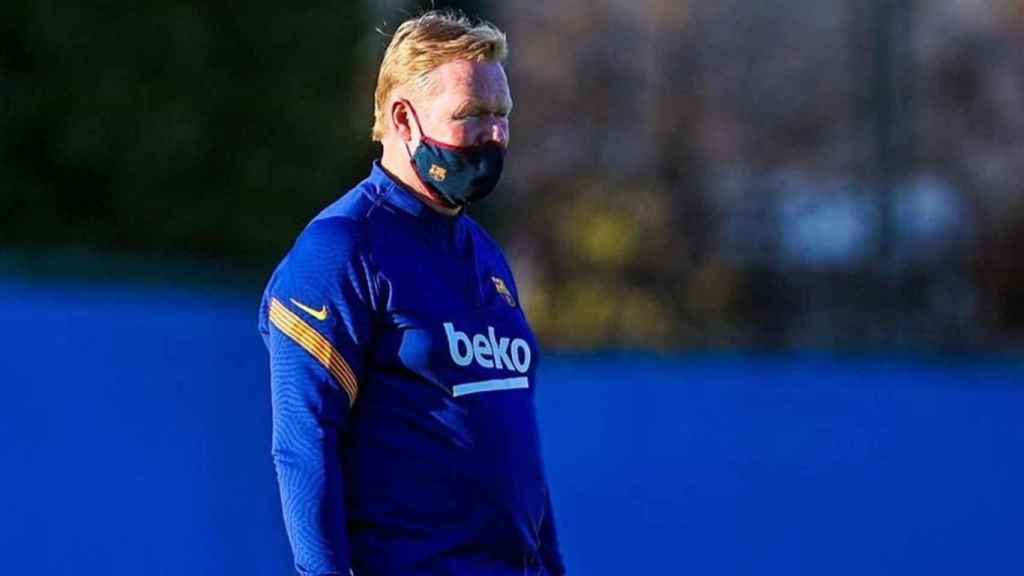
[368, 161, 463, 223]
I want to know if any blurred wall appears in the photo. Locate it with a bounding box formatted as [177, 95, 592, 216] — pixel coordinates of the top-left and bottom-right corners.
[2, 279, 1022, 574]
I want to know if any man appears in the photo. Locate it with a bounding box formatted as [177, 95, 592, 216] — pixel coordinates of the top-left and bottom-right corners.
[258, 11, 566, 576]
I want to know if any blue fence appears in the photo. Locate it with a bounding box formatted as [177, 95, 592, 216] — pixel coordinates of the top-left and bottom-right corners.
[2, 279, 1021, 574]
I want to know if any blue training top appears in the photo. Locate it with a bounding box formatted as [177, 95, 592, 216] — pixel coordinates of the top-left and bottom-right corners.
[258, 162, 565, 576]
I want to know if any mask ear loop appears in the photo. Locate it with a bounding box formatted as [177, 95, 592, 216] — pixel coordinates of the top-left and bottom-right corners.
[399, 99, 426, 159]
[398, 99, 458, 209]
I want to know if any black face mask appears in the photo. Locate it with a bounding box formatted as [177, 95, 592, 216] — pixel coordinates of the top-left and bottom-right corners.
[403, 101, 506, 208]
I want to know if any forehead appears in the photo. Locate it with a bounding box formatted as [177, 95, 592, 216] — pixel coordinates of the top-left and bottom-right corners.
[424, 59, 511, 110]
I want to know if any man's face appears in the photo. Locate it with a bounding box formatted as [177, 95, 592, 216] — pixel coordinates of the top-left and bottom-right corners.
[412, 59, 512, 149]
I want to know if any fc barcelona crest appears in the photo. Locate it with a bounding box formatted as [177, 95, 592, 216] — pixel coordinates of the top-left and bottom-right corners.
[428, 164, 447, 182]
[491, 276, 517, 307]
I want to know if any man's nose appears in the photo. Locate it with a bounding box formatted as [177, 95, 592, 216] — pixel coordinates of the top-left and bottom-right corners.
[484, 119, 509, 147]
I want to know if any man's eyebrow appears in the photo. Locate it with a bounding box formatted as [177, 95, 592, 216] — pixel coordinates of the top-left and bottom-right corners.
[454, 99, 514, 116]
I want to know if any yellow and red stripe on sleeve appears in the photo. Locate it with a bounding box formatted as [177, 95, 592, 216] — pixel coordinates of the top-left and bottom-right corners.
[268, 297, 359, 406]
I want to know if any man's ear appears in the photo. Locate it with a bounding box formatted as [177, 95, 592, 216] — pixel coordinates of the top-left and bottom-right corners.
[391, 99, 415, 143]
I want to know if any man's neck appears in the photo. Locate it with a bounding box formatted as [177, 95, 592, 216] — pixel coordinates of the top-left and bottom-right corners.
[380, 142, 461, 216]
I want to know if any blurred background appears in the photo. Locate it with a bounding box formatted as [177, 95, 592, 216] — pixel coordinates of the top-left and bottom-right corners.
[2, 0, 1022, 574]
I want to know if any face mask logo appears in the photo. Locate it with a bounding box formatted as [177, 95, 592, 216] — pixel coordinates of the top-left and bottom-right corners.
[401, 100, 506, 208]
[428, 164, 447, 182]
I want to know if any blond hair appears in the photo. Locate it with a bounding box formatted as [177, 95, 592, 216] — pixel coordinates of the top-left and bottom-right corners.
[371, 10, 508, 141]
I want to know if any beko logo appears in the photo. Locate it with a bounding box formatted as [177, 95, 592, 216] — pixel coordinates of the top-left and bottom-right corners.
[444, 323, 532, 374]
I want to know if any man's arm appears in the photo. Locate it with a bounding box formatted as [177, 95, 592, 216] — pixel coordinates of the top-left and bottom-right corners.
[499, 250, 567, 575]
[261, 219, 374, 575]
[539, 486, 567, 575]
[269, 320, 354, 575]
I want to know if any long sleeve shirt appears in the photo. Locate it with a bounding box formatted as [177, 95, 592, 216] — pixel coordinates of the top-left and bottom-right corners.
[258, 162, 566, 576]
